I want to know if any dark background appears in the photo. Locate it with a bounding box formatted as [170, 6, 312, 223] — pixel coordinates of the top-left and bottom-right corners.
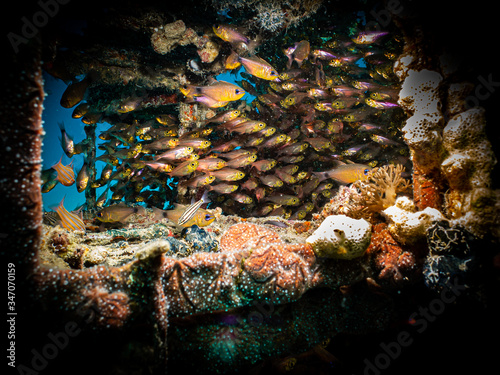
[2, 1, 499, 374]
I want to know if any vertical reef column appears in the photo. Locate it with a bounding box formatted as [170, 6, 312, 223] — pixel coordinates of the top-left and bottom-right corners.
[1, 44, 44, 272]
[392, 3, 500, 239]
[441, 102, 499, 238]
[397, 69, 445, 211]
[392, 6, 448, 212]
[84, 124, 97, 210]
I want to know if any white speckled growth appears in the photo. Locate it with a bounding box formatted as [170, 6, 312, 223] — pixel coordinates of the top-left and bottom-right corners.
[382, 197, 445, 244]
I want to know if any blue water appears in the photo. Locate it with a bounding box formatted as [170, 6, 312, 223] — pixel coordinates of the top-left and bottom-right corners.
[41, 68, 255, 212]
[42, 73, 110, 211]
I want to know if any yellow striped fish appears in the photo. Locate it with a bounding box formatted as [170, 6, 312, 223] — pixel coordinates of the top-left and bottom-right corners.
[178, 191, 211, 226]
[52, 157, 75, 186]
[53, 197, 86, 232]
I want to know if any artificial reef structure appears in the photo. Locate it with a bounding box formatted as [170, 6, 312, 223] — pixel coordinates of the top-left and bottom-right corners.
[2, 1, 499, 375]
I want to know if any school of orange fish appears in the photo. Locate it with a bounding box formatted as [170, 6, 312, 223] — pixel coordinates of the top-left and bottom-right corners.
[43, 24, 409, 229]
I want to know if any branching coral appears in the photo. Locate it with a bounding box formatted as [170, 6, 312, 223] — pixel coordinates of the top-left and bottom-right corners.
[354, 164, 412, 215]
[320, 165, 412, 223]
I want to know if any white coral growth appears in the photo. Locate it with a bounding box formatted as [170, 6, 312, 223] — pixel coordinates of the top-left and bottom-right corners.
[306, 215, 371, 259]
[254, 3, 285, 32]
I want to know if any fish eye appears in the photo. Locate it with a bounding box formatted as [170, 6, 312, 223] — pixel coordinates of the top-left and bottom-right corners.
[271, 71, 277, 76]
[364, 168, 370, 175]
[205, 214, 213, 221]
[235, 89, 242, 94]
[97, 212, 102, 217]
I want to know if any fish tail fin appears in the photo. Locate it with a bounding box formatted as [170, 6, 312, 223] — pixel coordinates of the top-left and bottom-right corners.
[152, 207, 166, 221]
[134, 205, 147, 217]
[312, 171, 327, 182]
[52, 155, 64, 168]
[179, 84, 197, 98]
[200, 189, 211, 204]
[49, 195, 66, 213]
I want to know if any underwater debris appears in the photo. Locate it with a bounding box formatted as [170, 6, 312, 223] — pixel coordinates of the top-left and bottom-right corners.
[306, 214, 371, 259]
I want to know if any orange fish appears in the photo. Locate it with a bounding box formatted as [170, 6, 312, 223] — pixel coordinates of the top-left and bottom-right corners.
[181, 81, 245, 102]
[284, 40, 310, 68]
[60, 76, 90, 108]
[52, 157, 75, 186]
[189, 95, 229, 108]
[314, 163, 371, 184]
[53, 196, 85, 232]
[213, 24, 250, 45]
[238, 55, 280, 81]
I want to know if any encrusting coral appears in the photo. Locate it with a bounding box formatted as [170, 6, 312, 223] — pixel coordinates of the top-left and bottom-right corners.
[366, 223, 419, 286]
